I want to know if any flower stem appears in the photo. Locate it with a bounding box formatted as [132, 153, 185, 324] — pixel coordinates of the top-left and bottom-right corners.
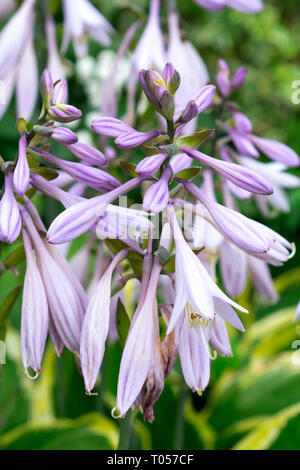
[118, 410, 134, 450]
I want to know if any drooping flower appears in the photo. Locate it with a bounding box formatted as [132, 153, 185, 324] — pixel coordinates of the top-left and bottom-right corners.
[46, 15, 65, 82]
[0, 0, 38, 120]
[117, 259, 162, 416]
[167, 10, 209, 119]
[131, 0, 166, 73]
[61, 0, 113, 57]
[21, 209, 87, 354]
[166, 205, 247, 334]
[21, 229, 49, 377]
[80, 249, 129, 394]
[0, 167, 21, 243]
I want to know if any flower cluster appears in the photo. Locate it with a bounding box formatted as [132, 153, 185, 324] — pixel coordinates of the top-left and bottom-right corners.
[0, 0, 299, 424]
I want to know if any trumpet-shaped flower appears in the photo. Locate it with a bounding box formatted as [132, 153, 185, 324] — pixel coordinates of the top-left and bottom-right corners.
[61, 0, 113, 57]
[21, 229, 49, 377]
[167, 205, 247, 334]
[80, 249, 128, 393]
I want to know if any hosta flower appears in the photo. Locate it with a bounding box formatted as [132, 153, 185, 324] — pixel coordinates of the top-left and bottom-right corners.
[80, 249, 129, 393]
[0, 0, 38, 120]
[61, 0, 113, 57]
[166, 205, 247, 334]
[131, 0, 166, 73]
[168, 10, 209, 119]
[21, 209, 87, 354]
[238, 157, 300, 215]
[21, 229, 49, 377]
[195, 0, 263, 13]
[117, 259, 162, 416]
[0, 167, 21, 244]
[46, 15, 65, 82]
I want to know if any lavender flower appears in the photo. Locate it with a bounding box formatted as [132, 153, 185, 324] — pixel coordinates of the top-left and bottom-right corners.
[0, 0, 38, 120]
[0, 167, 21, 243]
[21, 229, 49, 377]
[61, 0, 113, 57]
[131, 0, 166, 72]
[80, 249, 128, 394]
[13, 133, 30, 197]
[166, 205, 247, 334]
[21, 209, 87, 354]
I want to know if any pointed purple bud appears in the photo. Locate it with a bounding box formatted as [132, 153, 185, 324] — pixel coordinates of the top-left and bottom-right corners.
[248, 135, 300, 167]
[50, 127, 78, 145]
[40, 69, 53, 108]
[30, 147, 120, 192]
[216, 70, 231, 98]
[194, 84, 216, 113]
[180, 147, 273, 195]
[66, 142, 107, 166]
[21, 229, 49, 377]
[143, 165, 172, 213]
[136, 153, 168, 176]
[183, 182, 270, 254]
[13, 133, 30, 197]
[231, 66, 248, 89]
[0, 168, 21, 243]
[52, 79, 68, 104]
[162, 62, 175, 85]
[162, 62, 181, 94]
[229, 129, 260, 158]
[115, 130, 165, 149]
[91, 117, 133, 137]
[48, 104, 82, 123]
[233, 112, 252, 134]
[176, 100, 198, 124]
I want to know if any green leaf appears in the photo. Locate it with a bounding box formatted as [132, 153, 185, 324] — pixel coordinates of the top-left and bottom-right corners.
[30, 167, 59, 181]
[175, 129, 214, 148]
[116, 299, 130, 348]
[120, 161, 138, 178]
[4, 245, 26, 269]
[232, 403, 300, 450]
[127, 251, 143, 277]
[0, 413, 118, 450]
[175, 167, 201, 181]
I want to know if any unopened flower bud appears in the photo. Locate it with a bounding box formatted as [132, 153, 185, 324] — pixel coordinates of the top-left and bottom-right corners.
[231, 67, 248, 89]
[47, 104, 82, 123]
[40, 69, 53, 109]
[159, 88, 175, 121]
[52, 79, 68, 104]
[51, 127, 78, 145]
[162, 63, 181, 95]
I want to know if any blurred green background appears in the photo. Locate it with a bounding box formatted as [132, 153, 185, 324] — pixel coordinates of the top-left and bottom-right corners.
[1, 0, 300, 450]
